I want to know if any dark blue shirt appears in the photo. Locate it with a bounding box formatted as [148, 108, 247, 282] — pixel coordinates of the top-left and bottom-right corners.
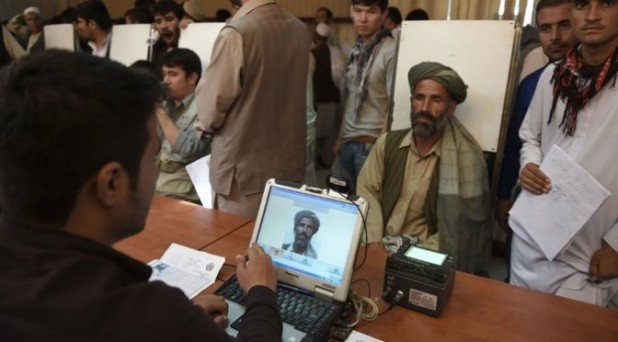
[497, 66, 547, 200]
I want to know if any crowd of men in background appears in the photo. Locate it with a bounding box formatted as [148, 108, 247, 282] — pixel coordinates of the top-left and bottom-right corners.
[1, 2, 617, 335]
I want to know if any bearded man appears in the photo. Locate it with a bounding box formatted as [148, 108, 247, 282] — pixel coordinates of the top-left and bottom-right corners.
[282, 210, 320, 258]
[357, 62, 492, 274]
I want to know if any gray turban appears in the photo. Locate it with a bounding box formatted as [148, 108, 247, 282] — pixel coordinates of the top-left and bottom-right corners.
[408, 61, 468, 104]
[294, 210, 320, 233]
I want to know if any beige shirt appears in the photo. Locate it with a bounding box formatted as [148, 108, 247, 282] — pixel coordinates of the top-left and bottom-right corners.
[357, 131, 440, 250]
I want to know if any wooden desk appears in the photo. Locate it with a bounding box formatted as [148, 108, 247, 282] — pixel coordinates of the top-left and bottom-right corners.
[114, 195, 251, 263]
[351, 245, 618, 341]
[203, 224, 618, 341]
[115, 203, 618, 341]
[202, 222, 255, 281]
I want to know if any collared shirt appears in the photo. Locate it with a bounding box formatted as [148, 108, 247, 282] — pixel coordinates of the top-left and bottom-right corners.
[88, 32, 112, 58]
[282, 241, 318, 259]
[157, 94, 210, 201]
[342, 36, 396, 140]
[512, 65, 618, 304]
[357, 131, 440, 249]
[0, 217, 281, 341]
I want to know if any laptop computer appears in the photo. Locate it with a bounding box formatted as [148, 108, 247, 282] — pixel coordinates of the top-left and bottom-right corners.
[216, 178, 368, 342]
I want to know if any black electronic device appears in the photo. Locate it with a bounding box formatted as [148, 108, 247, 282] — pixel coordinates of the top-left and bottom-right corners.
[383, 242, 456, 317]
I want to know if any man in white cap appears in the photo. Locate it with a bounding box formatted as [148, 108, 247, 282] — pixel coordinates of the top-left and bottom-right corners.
[6, 6, 44, 55]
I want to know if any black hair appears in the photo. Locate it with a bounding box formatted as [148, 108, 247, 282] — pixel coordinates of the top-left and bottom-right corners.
[351, 0, 388, 11]
[75, 0, 113, 31]
[152, 0, 184, 20]
[216, 8, 232, 22]
[130, 59, 159, 79]
[0, 50, 161, 225]
[535, 0, 571, 24]
[162, 48, 202, 84]
[315, 7, 334, 22]
[125, 8, 151, 24]
[405, 8, 429, 20]
[387, 6, 402, 26]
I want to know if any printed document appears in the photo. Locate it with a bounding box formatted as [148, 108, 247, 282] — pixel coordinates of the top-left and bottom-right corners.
[148, 243, 224, 298]
[510, 145, 611, 261]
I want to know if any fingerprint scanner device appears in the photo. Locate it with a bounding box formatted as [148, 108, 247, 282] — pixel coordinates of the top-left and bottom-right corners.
[383, 242, 455, 317]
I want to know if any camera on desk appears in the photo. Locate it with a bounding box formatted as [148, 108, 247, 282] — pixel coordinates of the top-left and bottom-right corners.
[383, 242, 456, 317]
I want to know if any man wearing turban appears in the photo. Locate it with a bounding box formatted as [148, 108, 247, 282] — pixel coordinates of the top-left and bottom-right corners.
[357, 61, 492, 274]
[282, 210, 320, 258]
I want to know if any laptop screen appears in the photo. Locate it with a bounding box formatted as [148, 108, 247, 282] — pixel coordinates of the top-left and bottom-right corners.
[254, 186, 361, 286]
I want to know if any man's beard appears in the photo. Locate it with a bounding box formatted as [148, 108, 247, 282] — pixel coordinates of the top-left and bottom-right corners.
[293, 233, 310, 252]
[411, 110, 448, 138]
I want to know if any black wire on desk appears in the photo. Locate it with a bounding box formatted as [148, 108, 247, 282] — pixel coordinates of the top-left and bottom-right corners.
[378, 289, 403, 316]
[333, 189, 369, 272]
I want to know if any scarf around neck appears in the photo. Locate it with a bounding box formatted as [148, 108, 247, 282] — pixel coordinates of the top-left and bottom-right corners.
[344, 29, 390, 121]
[549, 45, 618, 136]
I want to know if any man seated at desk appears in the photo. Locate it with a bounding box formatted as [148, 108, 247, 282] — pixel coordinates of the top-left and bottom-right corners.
[357, 62, 492, 274]
[0, 50, 281, 341]
[156, 48, 210, 203]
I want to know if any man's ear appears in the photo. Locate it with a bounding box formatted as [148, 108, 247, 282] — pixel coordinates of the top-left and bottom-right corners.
[87, 19, 97, 31]
[94, 162, 128, 207]
[188, 72, 199, 87]
[447, 101, 458, 118]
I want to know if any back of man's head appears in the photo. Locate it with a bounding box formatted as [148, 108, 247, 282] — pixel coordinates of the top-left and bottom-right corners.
[75, 0, 112, 31]
[163, 48, 202, 84]
[315, 7, 334, 24]
[406, 8, 429, 20]
[351, 0, 388, 11]
[152, 0, 184, 20]
[0, 50, 160, 225]
[387, 6, 402, 26]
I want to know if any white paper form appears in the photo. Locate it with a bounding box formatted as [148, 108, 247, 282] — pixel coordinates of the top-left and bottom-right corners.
[148, 243, 224, 298]
[510, 145, 611, 261]
[186, 155, 213, 209]
[344, 330, 383, 342]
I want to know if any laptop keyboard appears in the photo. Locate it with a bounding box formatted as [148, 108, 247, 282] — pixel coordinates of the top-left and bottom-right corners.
[217, 277, 341, 337]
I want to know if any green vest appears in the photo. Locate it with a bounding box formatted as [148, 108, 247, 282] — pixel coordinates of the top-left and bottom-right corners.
[381, 130, 439, 236]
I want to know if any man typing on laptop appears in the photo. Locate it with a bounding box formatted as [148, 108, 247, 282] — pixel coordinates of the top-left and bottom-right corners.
[0, 50, 281, 341]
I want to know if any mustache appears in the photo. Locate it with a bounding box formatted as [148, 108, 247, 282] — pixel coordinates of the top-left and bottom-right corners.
[413, 111, 437, 124]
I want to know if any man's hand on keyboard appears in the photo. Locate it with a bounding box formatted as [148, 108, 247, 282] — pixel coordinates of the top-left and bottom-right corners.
[193, 294, 229, 328]
[236, 244, 277, 293]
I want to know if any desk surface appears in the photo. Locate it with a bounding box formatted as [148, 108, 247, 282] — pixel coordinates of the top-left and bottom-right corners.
[203, 224, 618, 341]
[114, 195, 251, 263]
[351, 245, 618, 341]
[117, 202, 618, 341]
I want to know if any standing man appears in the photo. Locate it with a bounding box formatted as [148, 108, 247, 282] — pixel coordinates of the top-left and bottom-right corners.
[511, 0, 618, 306]
[0, 50, 281, 340]
[282, 210, 321, 258]
[384, 6, 402, 39]
[151, 0, 183, 74]
[197, 0, 309, 219]
[357, 62, 491, 274]
[156, 48, 210, 202]
[334, 0, 396, 190]
[6, 6, 44, 55]
[74, 0, 113, 58]
[495, 0, 578, 280]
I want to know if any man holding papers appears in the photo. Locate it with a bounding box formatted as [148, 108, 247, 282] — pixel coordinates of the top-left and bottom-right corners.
[511, 0, 618, 306]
